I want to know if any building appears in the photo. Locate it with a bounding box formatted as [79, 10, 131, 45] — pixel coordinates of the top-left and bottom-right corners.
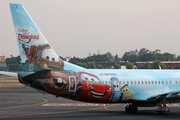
[0, 54, 5, 62]
[135, 61, 180, 69]
[0, 54, 8, 71]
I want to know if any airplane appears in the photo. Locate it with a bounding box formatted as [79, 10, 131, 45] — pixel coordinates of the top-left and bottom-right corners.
[1, 3, 180, 114]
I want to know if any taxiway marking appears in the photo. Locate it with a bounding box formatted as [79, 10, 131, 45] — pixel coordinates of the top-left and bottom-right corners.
[0, 98, 48, 110]
[42, 103, 107, 106]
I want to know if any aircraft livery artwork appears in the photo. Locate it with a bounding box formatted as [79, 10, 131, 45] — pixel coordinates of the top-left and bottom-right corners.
[7, 3, 180, 114]
[10, 3, 129, 103]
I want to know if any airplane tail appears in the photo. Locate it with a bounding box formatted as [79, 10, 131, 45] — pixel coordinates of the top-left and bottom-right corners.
[9, 3, 84, 72]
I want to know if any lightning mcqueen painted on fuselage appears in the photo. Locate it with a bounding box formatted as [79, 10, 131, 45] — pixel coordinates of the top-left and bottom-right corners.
[74, 72, 112, 102]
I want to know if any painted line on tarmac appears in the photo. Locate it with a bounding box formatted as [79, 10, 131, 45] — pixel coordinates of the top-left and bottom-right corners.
[34, 104, 115, 115]
[167, 104, 180, 107]
[0, 98, 48, 110]
[42, 103, 107, 106]
[0, 103, 117, 118]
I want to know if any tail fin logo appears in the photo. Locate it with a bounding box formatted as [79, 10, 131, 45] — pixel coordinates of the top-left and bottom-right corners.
[17, 29, 39, 43]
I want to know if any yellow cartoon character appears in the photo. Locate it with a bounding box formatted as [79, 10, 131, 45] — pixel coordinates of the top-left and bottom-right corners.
[121, 84, 133, 100]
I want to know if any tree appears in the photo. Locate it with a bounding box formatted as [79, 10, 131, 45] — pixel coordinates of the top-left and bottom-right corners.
[5, 55, 22, 71]
[115, 54, 119, 62]
[122, 49, 139, 62]
[69, 57, 84, 64]
[87, 62, 96, 68]
[153, 60, 166, 69]
[114, 63, 120, 69]
[153, 60, 161, 69]
[176, 55, 180, 61]
[144, 62, 151, 69]
[97, 64, 103, 69]
[139, 48, 150, 56]
[126, 62, 134, 69]
[161, 52, 175, 61]
[106, 52, 113, 59]
[77, 62, 87, 68]
[159, 63, 166, 69]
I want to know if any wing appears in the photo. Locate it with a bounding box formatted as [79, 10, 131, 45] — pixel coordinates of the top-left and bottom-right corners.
[147, 90, 180, 103]
[0, 71, 18, 77]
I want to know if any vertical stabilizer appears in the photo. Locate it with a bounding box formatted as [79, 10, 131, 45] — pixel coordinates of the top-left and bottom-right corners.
[10, 3, 59, 62]
[9, 3, 63, 71]
[9, 3, 85, 72]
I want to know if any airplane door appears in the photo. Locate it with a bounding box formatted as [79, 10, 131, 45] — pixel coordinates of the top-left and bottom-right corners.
[68, 76, 76, 92]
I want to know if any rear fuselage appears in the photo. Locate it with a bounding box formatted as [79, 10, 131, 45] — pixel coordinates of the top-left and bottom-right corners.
[18, 69, 180, 104]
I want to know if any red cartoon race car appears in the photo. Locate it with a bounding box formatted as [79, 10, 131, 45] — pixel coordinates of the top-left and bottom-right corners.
[74, 72, 112, 103]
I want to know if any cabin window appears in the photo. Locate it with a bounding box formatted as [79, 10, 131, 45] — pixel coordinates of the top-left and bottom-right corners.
[134, 81, 136, 84]
[138, 81, 140, 84]
[148, 81, 150, 84]
[179, 81, 180, 84]
[166, 81, 168, 84]
[145, 81, 147, 84]
[141, 81, 144, 84]
[169, 81, 172, 84]
[158, 81, 160, 84]
[162, 81, 164, 84]
[123, 81, 125, 84]
[109, 81, 111, 85]
[101, 81, 104, 84]
[175, 81, 178, 84]
[152, 81, 154, 84]
[130, 81, 133, 84]
[105, 81, 108, 85]
[127, 81, 129, 84]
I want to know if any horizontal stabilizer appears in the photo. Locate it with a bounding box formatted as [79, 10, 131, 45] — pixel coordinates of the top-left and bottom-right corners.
[147, 90, 180, 101]
[166, 93, 178, 98]
[0, 71, 18, 77]
[22, 69, 51, 80]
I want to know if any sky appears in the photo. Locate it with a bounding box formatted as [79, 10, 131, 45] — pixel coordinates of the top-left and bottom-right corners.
[1, 0, 180, 58]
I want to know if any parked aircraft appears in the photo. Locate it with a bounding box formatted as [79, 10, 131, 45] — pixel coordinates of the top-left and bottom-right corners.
[2, 3, 180, 114]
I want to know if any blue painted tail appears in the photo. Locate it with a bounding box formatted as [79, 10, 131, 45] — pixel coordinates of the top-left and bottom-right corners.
[9, 3, 84, 72]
